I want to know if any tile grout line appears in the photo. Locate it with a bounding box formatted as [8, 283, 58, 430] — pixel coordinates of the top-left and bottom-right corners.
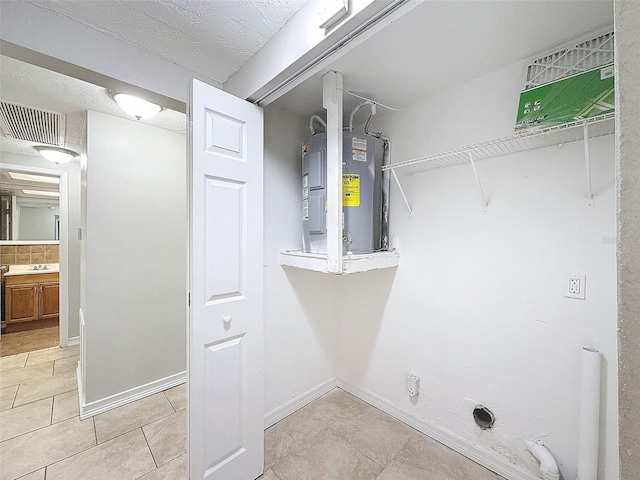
[372, 435, 415, 479]
[0, 399, 54, 443]
[11, 417, 98, 478]
[163, 389, 177, 413]
[92, 416, 98, 446]
[11, 383, 20, 409]
[95, 409, 178, 446]
[140, 425, 160, 469]
[50, 393, 55, 426]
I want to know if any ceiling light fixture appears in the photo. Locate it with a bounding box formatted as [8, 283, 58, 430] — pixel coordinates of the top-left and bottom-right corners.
[21, 189, 60, 198]
[111, 92, 163, 120]
[33, 146, 78, 164]
[6, 172, 60, 184]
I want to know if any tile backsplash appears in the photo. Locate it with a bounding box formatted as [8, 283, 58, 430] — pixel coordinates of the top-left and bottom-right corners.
[0, 244, 60, 266]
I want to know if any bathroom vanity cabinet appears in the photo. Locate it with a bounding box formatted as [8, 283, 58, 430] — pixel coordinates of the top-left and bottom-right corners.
[5, 272, 59, 332]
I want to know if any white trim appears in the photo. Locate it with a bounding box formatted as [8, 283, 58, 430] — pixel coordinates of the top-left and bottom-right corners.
[67, 336, 79, 346]
[79, 371, 186, 420]
[78, 308, 86, 409]
[75, 361, 83, 419]
[0, 163, 69, 348]
[0, 240, 59, 245]
[337, 380, 540, 480]
[264, 377, 338, 429]
[280, 250, 399, 275]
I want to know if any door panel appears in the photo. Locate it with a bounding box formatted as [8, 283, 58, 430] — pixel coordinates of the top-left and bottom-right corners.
[6, 284, 38, 322]
[189, 79, 264, 480]
[204, 177, 246, 303]
[204, 334, 244, 472]
[40, 282, 60, 319]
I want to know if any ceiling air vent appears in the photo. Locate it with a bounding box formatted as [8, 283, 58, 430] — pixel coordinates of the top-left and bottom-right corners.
[0, 101, 66, 146]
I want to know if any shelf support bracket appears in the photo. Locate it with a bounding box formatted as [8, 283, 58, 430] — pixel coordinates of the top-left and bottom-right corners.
[583, 124, 593, 205]
[391, 169, 413, 216]
[468, 152, 488, 210]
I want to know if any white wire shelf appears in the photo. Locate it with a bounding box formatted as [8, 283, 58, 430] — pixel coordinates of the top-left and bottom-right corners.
[382, 112, 615, 174]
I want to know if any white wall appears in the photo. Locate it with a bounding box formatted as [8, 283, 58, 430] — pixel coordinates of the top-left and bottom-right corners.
[83, 110, 186, 404]
[0, 152, 82, 339]
[263, 105, 338, 416]
[336, 62, 618, 479]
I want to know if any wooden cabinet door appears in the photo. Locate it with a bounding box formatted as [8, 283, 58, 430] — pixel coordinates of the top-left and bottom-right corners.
[39, 282, 60, 319]
[6, 283, 39, 323]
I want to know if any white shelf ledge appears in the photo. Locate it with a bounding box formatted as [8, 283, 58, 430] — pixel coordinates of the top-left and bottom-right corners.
[280, 250, 399, 275]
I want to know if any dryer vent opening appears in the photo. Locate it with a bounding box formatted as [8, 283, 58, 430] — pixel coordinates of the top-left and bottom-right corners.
[473, 405, 495, 430]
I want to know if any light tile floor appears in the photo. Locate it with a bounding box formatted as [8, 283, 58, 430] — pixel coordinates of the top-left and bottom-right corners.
[0, 327, 60, 357]
[1, 345, 505, 480]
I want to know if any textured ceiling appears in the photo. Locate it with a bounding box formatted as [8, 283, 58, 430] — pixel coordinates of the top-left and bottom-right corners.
[0, 55, 186, 158]
[29, 0, 310, 84]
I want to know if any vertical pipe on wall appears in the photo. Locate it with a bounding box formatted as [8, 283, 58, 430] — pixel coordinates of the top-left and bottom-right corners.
[380, 139, 390, 250]
[578, 346, 602, 480]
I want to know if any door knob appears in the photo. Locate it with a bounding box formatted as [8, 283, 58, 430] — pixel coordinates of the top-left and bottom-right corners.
[223, 315, 232, 325]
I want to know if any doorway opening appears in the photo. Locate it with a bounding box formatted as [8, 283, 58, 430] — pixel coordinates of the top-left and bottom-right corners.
[0, 163, 70, 356]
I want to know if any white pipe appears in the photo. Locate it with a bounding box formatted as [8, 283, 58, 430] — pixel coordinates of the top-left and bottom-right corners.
[380, 137, 391, 250]
[349, 100, 374, 132]
[578, 347, 601, 480]
[309, 114, 326, 135]
[526, 440, 560, 480]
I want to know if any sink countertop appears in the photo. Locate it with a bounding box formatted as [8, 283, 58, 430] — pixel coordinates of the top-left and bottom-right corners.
[5, 264, 60, 276]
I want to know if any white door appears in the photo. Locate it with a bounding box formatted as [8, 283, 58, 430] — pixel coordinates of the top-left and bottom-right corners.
[188, 79, 264, 480]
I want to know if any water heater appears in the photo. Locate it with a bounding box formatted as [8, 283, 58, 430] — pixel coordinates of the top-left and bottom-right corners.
[302, 131, 381, 254]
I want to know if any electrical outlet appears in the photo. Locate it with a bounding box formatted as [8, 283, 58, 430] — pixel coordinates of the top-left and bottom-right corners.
[565, 274, 586, 299]
[407, 374, 420, 397]
[569, 277, 580, 294]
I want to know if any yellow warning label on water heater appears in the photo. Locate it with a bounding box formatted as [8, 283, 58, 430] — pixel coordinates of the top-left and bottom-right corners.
[342, 174, 360, 207]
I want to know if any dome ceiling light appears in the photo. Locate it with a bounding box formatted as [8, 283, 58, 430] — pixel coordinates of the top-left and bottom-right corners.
[110, 91, 163, 120]
[33, 146, 78, 164]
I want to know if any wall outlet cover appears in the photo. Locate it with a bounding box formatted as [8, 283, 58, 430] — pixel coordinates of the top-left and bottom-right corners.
[565, 274, 586, 299]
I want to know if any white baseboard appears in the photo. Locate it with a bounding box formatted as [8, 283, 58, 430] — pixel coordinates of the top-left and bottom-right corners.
[80, 371, 186, 420]
[264, 377, 338, 429]
[67, 336, 79, 346]
[337, 380, 540, 480]
[75, 361, 84, 417]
